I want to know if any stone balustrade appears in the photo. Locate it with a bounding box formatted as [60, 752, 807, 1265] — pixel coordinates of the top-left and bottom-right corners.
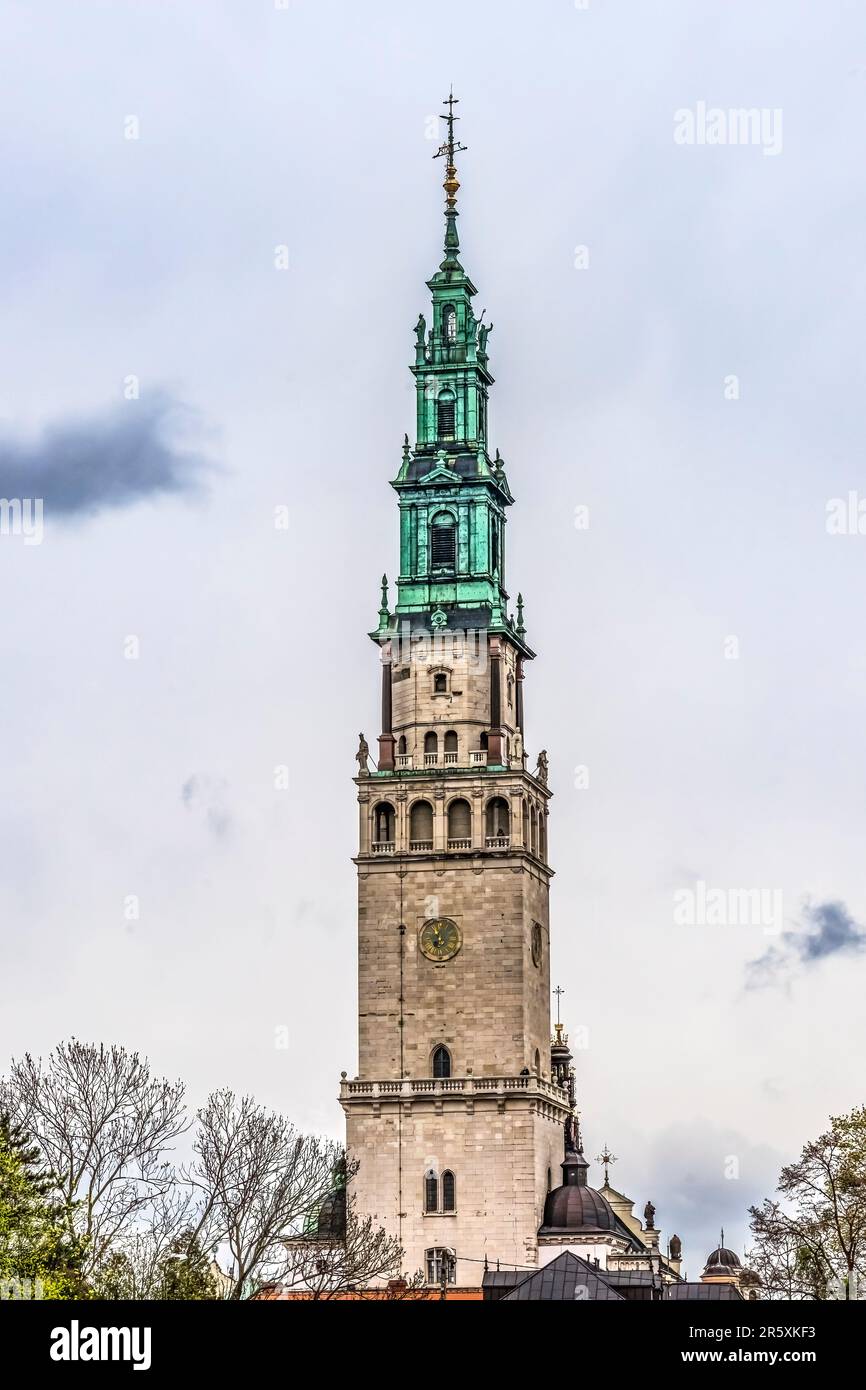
[340, 1074, 569, 1103]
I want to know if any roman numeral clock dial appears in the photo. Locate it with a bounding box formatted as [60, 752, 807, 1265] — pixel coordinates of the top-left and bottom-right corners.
[419, 917, 462, 962]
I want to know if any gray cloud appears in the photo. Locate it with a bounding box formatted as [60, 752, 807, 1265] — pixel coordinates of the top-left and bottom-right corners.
[0, 392, 214, 518]
[636, 1119, 783, 1273]
[181, 776, 232, 841]
[748, 901, 866, 989]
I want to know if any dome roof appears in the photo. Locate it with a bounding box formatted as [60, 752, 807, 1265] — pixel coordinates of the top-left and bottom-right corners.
[703, 1232, 741, 1274]
[541, 1182, 619, 1234]
[539, 1150, 619, 1236]
[315, 1186, 347, 1242]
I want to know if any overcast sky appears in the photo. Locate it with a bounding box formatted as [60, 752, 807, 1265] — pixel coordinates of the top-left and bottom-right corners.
[2, 0, 865, 1275]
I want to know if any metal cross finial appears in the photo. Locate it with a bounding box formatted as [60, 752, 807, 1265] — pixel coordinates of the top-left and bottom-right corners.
[553, 984, 565, 1026]
[596, 1144, 618, 1185]
[434, 88, 467, 213]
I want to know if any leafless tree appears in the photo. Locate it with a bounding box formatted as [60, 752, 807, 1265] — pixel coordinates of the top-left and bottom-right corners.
[0, 1039, 188, 1275]
[281, 1195, 426, 1300]
[187, 1089, 343, 1299]
[91, 1185, 210, 1299]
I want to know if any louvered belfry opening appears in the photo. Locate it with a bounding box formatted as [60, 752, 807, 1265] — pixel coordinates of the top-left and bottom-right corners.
[431, 511, 456, 568]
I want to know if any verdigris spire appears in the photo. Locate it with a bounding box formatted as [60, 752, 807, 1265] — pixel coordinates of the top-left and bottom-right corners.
[434, 87, 466, 268]
[382, 95, 533, 664]
[516, 593, 526, 637]
[377, 574, 390, 633]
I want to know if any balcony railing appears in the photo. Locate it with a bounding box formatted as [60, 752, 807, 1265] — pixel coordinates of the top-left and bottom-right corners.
[485, 835, 510, 849]
[395, 754, 413, 769]
[424, 753, 438, 767]
[371, 841, 395, 854]
[469, 750, 486, 766]
[443, 751, 458, 764]
[341, 1074, 570, 1103]
[409, 839, 433, 851]
[447, 837, 472, 850]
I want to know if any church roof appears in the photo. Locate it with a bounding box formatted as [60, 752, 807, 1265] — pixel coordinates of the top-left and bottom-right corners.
[538, 1150, 646, 1250]
[666, 1282, 744, 1301]
[702, 1231, 742, 1275]
[486, 1253, 744, 1302]
[501, 1252, 624, 1302]
[540, 1181, 620, 1236]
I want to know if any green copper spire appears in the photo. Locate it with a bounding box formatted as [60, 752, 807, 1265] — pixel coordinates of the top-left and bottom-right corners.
[376, 96, 533, 661]
[434, 88, 466, 268]
[377, 574, 390, 633]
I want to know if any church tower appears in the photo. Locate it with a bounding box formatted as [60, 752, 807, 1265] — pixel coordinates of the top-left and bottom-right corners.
[341, 96, 570, 1287]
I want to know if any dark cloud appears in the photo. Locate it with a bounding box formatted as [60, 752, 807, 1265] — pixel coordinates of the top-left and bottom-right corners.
[747, 900, 866, 989]
[638, 1120, 783, 1275]
[0, 392, 214, 518]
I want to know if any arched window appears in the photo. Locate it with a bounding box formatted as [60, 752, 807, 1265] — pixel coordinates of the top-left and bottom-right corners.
[534, 1048, 541, 1075]
[432, 1045, 451, 1079]
[373, 802, 395, 847]
[430, 511, 456, 568]
[410, 800, 433, 848]
[530, 806, 538, 856]
[480, 731, 489, 750]
[491, 522, 499, 575]
[522, 798, 529, 848]
[486, 796, 510, 842]
[443, 304, 457, 343]
[442, 1171, 456, 1213]
[444, 730, 458, 753]
[397, 734, 407, 755]
[539, 813, 547, 863]
[426, 1248, 455, 1285]
[434, 672, 448, 693]
[547, 1167, 552, 1193]
[437, 390, 456, 441]
[425, 1170, 439, 1213]
[424, 731, 438, 766]
[447, 799, 471, 847]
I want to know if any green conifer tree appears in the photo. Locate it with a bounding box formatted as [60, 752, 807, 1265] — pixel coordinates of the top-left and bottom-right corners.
[0, 1112, 88, 1299]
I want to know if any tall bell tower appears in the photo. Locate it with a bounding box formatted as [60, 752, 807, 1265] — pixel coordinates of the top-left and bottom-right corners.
[341, 95, 570, 1286]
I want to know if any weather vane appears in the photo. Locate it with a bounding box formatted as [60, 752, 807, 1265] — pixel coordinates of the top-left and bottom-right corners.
[434, 88, 467, 211]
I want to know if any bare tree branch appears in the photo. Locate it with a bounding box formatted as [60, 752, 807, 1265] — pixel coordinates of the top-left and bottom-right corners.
[0, 1039, 188, 1275]
[186, 1090, 341, 1299]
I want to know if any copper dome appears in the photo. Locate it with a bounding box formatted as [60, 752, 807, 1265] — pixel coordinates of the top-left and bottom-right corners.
[539, 1149, 619, 1235]
[541, 1183, 619, 1234]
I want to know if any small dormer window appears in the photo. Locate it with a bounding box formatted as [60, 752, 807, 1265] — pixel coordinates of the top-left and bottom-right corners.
[443, 305, 457, 343]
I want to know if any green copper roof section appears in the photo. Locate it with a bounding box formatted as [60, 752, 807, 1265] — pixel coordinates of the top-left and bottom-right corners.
[370, 94, 533, 661]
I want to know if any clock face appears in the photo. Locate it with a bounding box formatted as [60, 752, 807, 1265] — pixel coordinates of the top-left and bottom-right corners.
[419, 917, 462, 962]
[531, 922, 543, 968]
